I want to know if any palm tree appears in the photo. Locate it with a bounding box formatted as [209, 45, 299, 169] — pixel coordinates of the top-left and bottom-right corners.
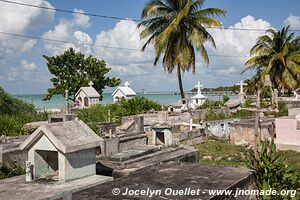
[244, 26, 300, 93]
[139, 0, 226, 101]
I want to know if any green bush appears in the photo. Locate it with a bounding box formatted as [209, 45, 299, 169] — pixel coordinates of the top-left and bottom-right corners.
[231, 109, 254, 119]
[78, 96, 161, 125]
[204, 108, 228, 121]
[0, 162, 25, 180]
[275, 101, 288, 117]
[0, 115, 28, 136]
[248, 140, 300, 199]
[0, 86, 48, 136]
[0, 87, 36, 115]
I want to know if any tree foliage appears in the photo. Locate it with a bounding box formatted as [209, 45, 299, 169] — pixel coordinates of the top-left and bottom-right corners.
[0, 86, 48, 136]
[244, 26, 300, 93]
[43, 48, 121, 101]
[139, 0, 226, 99]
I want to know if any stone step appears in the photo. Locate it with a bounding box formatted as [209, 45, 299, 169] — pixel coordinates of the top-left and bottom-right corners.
[106, 145, 161, 162]
[97, 147, 178, 169]
[112, 146, 199, 178]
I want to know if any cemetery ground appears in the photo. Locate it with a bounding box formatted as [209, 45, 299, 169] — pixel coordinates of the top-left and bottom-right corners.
[195, 138, 300, 171]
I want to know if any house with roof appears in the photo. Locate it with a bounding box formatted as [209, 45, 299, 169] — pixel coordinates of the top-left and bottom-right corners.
[20, 120, 103, 183]
[75, 81, 100, 108]
[112, 81, 136, 103]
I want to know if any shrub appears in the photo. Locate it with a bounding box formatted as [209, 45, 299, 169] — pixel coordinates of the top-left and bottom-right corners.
[0, 86, 48, 136]
[248, 140, 300, 199]
[275, 101, 288, 117]
[204, 108, 228, 121]
[0, 162, 25, 180]
[0, 87, 36, 115]
[231, 109, 254, 119]
[0, 115, 28, 136]
[78, 96, 161, 125]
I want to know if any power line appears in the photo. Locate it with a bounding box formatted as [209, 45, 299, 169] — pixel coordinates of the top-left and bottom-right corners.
[1, 0, 300, 32]
[0, 0, 140, 22]
[0, 31, 249, 58]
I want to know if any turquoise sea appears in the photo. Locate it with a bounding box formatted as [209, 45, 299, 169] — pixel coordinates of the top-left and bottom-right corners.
[14, 93, 235, 109]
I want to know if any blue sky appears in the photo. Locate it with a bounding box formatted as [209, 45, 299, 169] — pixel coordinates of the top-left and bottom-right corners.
[0, 0, 299, 94]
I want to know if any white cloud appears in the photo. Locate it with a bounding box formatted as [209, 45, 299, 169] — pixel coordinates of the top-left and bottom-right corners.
[21, 60, 37, 71]
[0, 0, 54, 91]
[6, 60, 44, 84]
[284, 15, 300, 29]
[91, 16, 276, 90]
[93, 20, 154, 66]
[42, 9, 93, 55]
[196, 15, 275, 86]
[73, 9, 91, 28]
[0, 0, 54, 57]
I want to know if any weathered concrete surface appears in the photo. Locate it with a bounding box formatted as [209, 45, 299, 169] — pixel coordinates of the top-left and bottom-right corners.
[73, 163, 256, 200]
[111, 147, 199, 178]
[0, 136, 28, 165]
[119, 134, 147, 151]
[229, 118, 275, 147]
[20, 120, 103, 154]
[108, 145, 160, 162]
[0, 175, 112, 200]
[275, 117, 300, 152]
[120, 115, 144, 133]
[174, 129, 207, 146]
[24, 121, 48, 131]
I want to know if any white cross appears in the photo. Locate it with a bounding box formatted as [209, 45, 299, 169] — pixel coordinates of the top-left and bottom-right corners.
[124, 81, 130, 87]
[195, 82, 204, 95]
[236, 80, 248, 94]
[88, 81, 94, 87]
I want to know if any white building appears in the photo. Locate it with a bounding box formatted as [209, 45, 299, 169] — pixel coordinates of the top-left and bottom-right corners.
[112, 81, 136, 103]
[75, 81, 100, 108]
[191, 82, 207, 109]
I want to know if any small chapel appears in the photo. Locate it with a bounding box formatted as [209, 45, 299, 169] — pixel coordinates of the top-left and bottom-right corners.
[191, 82, 207, 109]
[75, 81, 100, 108]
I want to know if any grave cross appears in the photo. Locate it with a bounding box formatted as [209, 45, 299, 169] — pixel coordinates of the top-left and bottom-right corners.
[124, 81, 130, 87]
[88, 81, 94, 87]
[236, 80, 248, 94]
[195, 82, 204, 95]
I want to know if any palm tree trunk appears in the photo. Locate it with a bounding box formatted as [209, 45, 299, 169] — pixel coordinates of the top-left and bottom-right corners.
[177, 66, 185, 102]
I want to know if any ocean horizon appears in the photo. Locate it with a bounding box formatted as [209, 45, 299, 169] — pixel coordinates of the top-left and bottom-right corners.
[14, 93, 236, 109]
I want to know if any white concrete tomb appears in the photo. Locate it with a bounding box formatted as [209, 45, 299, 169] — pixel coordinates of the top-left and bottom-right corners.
[75, 81, 100, 108]
[20, 120, 103, 183]
[112, 81, 136, 103]
[191, 82, 207, 109]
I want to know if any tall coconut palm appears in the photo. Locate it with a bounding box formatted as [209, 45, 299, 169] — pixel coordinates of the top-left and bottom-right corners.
[139, 0, 226, 101]
[244, 26, 300, 93]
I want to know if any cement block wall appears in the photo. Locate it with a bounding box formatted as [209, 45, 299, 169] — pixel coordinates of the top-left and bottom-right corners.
[121, 115, 144, 133]
[100, 137, 119, 157]
[173, 129, 207, 146]
[229, 119, 274, 146]
[0, 143, 27, 166]
[119, 134, 147, 151]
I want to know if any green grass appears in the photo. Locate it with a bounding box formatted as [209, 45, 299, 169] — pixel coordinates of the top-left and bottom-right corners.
[195, 139, 300, 171]
[195, 139, 250, 168]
